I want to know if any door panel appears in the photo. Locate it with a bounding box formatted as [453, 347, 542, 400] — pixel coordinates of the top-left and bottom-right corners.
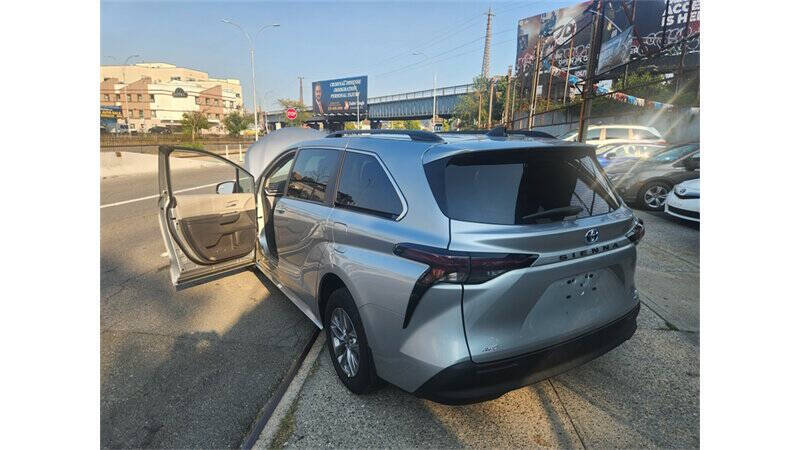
[173, 193, 256, 262]
[158, 146, 257, 287]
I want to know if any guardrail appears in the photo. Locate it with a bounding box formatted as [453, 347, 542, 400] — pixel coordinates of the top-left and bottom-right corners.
[367, 83, 475, 104]
[100, 134, 255, 148]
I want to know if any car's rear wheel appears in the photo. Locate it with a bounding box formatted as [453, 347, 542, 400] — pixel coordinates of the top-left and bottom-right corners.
[324, 287, 380, 394]
[639, 181, 672, 211]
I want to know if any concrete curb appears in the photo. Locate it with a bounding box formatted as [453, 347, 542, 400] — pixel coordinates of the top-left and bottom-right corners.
[252, 332, 326, 449]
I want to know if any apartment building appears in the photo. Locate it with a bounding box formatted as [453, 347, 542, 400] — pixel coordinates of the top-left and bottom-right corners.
[100, 62, 244, 133]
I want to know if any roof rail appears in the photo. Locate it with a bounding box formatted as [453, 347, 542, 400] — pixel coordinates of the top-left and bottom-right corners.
[326, 129, 444, 143]
[486, 126, 556, 139]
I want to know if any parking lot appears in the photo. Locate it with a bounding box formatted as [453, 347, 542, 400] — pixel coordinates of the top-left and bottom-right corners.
[101, 158, 698, 448]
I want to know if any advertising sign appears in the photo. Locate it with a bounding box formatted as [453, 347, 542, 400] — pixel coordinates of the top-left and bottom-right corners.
[516, 0, 700, 83]
[311, 76, 367, 115]
[100, 105, 122, 119]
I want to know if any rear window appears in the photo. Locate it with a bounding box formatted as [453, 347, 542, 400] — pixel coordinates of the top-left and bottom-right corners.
[425, 150, 620, 225]
[335, 152, 404, 219]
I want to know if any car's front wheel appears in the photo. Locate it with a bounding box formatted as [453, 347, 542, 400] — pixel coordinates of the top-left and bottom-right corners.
[324, 287, 380, 394]
[639, 181, 672, 211]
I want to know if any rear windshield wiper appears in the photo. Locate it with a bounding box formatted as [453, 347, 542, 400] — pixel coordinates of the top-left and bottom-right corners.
[522, 206, 584, 221]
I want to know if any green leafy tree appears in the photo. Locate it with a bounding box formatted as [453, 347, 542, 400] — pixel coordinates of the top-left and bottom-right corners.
[453, 75, 512, 129]
[181, 111, 210, 142]
[277, 99, 311, 127]
[402, 120, 421, 130]
[222, 111, 254, 137]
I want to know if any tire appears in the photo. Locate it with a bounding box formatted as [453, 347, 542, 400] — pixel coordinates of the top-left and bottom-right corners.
[324, 287, 380, 394]
[638, 181, 672, 211]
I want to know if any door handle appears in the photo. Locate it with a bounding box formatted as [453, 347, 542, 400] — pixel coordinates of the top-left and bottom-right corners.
[275, 208, 286, 214]
[332, 222, 347, 253]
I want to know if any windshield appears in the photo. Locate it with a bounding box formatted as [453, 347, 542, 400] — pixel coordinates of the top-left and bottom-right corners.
[557, 129, 578, 140]
[596, 144, 622, 155]
[425, 149, 621, 225]
[650, 144, 699, 162]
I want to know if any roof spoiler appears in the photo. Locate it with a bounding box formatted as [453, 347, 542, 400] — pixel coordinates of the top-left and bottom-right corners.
[486, 126, 556, 139]
[326, 129, 444, 143]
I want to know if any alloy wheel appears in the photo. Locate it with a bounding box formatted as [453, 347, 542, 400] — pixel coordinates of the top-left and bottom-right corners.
[644, 185, 669, 209]
[329, 307, 360, 378]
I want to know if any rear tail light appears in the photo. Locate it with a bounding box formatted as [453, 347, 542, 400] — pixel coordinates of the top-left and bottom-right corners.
[394, 243, 538, 328]
[626, 218, 645, 245]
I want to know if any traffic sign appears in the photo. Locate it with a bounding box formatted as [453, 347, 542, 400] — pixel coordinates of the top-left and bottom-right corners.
[286, 108, 297, 120]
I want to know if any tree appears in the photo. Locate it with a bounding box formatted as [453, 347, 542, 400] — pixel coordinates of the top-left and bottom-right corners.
[222, 111, 254, 137]
[181, 111, 210, 142]
[453, 75, 511, 129]
[402, 120, 421, 130]
[277, 98, 311, 127]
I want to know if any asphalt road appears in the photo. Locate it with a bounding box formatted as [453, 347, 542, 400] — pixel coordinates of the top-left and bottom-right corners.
[265, 209, 700, 449]
[100, 167, 317, 448]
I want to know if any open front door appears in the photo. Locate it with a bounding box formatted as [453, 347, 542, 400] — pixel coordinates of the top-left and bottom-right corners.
[158, 145, 257, 287]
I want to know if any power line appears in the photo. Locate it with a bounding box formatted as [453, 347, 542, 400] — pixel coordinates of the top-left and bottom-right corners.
[374, 36, 517, 80]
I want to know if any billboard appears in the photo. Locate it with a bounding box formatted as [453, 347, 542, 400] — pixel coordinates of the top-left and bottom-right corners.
[516, 0, 700, 82]
[311, 76, 367, 115]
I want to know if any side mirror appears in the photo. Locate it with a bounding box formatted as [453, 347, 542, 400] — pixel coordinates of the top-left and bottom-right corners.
[606, 152, 616, 158]
[216, 181, 235, 194]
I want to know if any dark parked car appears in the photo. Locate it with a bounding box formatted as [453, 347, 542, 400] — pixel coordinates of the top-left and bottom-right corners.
[604, 142, 699, 211]
[148, 126, 172, 134]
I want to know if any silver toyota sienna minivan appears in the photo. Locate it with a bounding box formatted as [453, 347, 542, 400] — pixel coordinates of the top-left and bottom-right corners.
[158, 128, 644, 404]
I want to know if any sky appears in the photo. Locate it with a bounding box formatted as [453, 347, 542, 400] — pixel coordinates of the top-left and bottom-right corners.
[101, 0, 575, 112]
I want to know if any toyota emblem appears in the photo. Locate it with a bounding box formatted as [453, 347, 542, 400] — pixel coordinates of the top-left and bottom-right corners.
[585, 228, 599, 244]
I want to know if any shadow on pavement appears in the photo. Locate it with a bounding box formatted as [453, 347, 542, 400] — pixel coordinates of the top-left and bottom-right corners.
[101, 254, 316, 448]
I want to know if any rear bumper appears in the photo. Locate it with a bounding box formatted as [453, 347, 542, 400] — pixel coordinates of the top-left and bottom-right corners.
[414, 302, 640, 405]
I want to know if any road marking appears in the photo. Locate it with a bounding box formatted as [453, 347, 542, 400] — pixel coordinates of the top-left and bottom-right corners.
[100, 183, 219, 209]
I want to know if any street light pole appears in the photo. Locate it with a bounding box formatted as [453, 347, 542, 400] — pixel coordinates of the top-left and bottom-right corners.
[412, 51, 437, 130]
[222, 19, 280, 142]
[118, 54, 139, 136]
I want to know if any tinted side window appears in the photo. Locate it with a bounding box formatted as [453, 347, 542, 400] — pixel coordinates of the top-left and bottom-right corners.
[286, 148, 340, 203]
[264, 153, 295, 194]
[605, 128, 628, 139]
[586, 128, 601, 140]
[336, 152, 403, 219]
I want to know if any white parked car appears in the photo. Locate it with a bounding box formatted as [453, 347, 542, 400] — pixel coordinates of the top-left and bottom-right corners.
[558, 125, 663, 146]
[665, 178, 700, 222]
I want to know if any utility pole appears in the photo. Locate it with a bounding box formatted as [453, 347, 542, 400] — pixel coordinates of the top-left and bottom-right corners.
[481, 7, 494, 78]
[563, 34, 575, 105]
[675, 0, 695, 96]
[488, 79, 495, 128]
[298, 76, 304, 106]
[477, 88, 483, 128]
[510, 74, 517, 129]
[527, 41, 542, 130]
[577, 0, 605, 143]
[503, 66, 512, 128]
[432, 73, 437, 128]
[546, 52, 555, 109]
